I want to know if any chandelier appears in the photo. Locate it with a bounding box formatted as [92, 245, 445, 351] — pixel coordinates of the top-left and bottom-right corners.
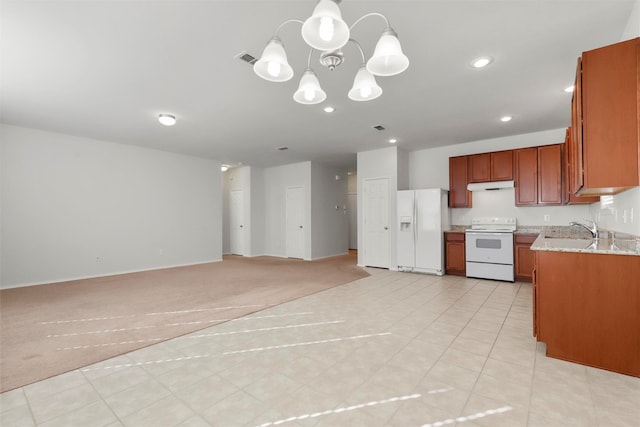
[253, 0, 409, 104]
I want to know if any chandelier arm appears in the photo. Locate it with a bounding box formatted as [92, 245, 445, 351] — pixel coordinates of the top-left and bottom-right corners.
[347, 38, 366, 64]
[274, 19, 305, 37]
[348, 12, 390, 32]
[306, 48, 315, 68]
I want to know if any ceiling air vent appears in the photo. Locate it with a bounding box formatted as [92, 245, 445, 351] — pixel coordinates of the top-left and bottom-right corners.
[276, 146, 289, 151]
[373, 125, 386, 131]
[235, 51, 257, 65]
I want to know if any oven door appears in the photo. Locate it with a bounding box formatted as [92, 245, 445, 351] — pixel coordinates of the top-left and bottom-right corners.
[465, 232, 514, 265]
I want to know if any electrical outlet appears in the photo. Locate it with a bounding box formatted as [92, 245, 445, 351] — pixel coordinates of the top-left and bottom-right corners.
[630, 208, 634, 224]
[543, 214, 550, 222]
[622, 209, 628, 224]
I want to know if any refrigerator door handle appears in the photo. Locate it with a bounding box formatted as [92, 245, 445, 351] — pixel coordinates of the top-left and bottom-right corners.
[414, 197, 418, 253]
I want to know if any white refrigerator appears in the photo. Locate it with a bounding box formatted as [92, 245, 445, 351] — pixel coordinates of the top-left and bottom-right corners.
[397, 189, 450, 275]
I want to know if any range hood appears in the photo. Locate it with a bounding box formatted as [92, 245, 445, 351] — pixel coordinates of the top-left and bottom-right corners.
[467, 180, 515, 191]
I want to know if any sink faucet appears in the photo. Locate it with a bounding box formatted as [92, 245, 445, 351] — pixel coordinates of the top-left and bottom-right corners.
[570, 220, 598, 238]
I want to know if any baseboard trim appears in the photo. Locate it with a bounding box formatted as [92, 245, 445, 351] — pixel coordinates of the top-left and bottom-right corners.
[310, 252, 349, 261]
[1, 259, 223, 290]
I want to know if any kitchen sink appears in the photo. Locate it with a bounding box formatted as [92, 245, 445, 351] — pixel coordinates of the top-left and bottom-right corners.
[541, 238, 596, 249]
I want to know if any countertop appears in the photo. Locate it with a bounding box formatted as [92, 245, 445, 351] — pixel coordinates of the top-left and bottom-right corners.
[531, 232, 640, 256]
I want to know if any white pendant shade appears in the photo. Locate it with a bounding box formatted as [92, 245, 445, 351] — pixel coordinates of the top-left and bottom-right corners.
[293, 69, 327, 104]
[301, 0, 350, 51]
[348, 66, 382, 101]
[253, 37, 294, 82]
[366, 28, 410, 77]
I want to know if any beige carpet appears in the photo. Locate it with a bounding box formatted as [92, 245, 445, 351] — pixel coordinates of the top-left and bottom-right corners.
[0, 252, 368, 393]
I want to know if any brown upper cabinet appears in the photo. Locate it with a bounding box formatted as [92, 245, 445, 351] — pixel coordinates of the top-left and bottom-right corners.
[515, 144, 563, 206]
[468, 150, 513, 183]
[514, 148, 538, 205]
[537, 144, 563, 205]
[563, 127, 599, 205]
[572, 37, 640, 195]
[449, 156, 472, 208]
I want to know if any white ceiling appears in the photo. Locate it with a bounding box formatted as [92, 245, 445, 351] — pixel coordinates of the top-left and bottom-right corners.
[1, 1, 635, 171]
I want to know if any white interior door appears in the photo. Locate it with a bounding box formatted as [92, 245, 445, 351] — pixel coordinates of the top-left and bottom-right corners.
[363, 178, 390, 268]
[286, 186, 305, 259]
[348, 193, 358, 250]
[230, 189, 244, 255]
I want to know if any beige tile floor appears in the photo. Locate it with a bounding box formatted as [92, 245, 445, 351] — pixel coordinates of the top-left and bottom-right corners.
[1, 269, 639, 426]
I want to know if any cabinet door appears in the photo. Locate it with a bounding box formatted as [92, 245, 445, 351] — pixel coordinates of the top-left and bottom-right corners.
[515, 234, 536, 282]
[445, 242, 466, 275]
[515, 148, 538, 206]
[445, 232, 466, 276]
[571, 58, 585, 194]
[564, 127, 600, 205]
[469, 153, 491, 183]
[582, 38, 640, 193]
[538, 144, 563, 205]
[515, 247, 534, 283]
[533, 253, 538, 338]
[449, 156, 472, 208]
[491, 150, 514, 181]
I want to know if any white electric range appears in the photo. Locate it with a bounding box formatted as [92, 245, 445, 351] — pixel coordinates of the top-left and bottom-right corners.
[465, 217, 516, 282]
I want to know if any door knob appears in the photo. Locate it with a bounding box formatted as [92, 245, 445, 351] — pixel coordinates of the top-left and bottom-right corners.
[299, 225, 303, 229]
[240, 225, 243, 228]
[384, 226, 389, 230]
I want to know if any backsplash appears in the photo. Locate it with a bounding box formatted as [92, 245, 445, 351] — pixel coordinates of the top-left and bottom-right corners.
[450, 188, 591, 227]
[590, 187, 640, 236]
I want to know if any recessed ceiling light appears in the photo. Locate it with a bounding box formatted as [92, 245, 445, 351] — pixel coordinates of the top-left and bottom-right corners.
[158, 114, 176, 126]
[323, 106, 335, 113]
[564, 85, 575, 93]
[471, 57, 492, 68]
[500, 115, 513, 122]
[389, 138, 398, 144]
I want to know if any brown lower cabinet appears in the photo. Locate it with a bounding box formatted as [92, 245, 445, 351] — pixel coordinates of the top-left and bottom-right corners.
[534, 250, 640, 377]
[444, 232, 465, 276]
[514, 234, 537, 282]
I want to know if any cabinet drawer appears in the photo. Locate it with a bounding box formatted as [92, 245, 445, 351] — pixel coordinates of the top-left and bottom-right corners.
[445, 232, 465, 242]
[515, 234, 538, 244]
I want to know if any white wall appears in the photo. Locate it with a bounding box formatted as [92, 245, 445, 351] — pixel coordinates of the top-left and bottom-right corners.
[223, 162, 346, 260]
[310, 163, 348, 259]
[453, 189, 590, 227]
[264, 161, 311, 259]
[357, 146, 399, 267]
[409, 128, 592, 227]
[397, 147, 410, 191]
[622, 0, 640, 40]
[347, 173, 358, 250]
[590, 189, 640, 236]
[1, 124, 222, 288]
[250, 167, 266, 256]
